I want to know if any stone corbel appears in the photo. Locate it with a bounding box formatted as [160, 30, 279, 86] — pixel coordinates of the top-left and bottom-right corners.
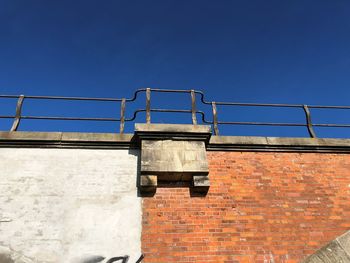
[134, 124, 211, 196]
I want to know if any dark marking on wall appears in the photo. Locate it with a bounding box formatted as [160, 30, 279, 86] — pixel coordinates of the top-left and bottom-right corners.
[106, 255, 144, 263]
[0, 254, 15, 263]
[81, 255, 144, 263]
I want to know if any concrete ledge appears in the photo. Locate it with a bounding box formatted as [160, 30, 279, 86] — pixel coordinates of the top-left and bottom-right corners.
[0, 131, 62, 141]
[134, 124, 212, 144]
[1, 131, 350, 152]
[209, 136, 350, 153]
[135, 123, 211, 133]
[0, 131, 133, 149]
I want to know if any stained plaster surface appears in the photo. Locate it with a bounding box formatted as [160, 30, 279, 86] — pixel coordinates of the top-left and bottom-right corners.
[0, 148, 141, 263]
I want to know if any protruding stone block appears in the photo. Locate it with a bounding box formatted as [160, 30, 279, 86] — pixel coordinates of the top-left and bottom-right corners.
[192, 175, 210, 195]
[139, 175, 157, 195]
[193, 175, 210, 187]
[140, 140, 208, 178]
[140, 175, 158, 187]
[135, 124, 211, 194]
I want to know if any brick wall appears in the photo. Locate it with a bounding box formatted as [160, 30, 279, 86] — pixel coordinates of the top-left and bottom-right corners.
[142, 152, 350, 262]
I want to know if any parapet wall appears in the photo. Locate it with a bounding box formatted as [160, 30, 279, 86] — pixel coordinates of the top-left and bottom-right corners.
[1, 127, 350, 263]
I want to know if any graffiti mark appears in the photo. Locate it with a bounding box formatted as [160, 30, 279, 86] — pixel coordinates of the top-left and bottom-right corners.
[0, 246, 144, 263]
[135, 255, 144, 263]
[106, 255, 144, 263]
[106, 256, 129, 263]
[80, 254, 144, 263]
[78, 254, 143, 263]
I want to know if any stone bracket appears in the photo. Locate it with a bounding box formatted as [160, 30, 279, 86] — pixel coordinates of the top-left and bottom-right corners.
[135, 124, 211, 195]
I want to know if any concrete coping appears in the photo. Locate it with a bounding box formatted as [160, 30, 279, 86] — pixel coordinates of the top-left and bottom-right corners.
[210, 135, 350, 147]
[134, 124, 212, 144]
[0, 131, 133, 142]
[208, 136, 350, 152]
[0, 131, 133, 149]
[1, 130, 350, 152]
[135, 124, 212, 134]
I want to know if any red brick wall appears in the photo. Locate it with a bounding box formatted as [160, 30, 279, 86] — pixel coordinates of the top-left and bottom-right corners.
[141, 152, 350, 263]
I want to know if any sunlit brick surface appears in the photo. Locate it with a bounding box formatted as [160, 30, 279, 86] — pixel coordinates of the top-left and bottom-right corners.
[142, 152, 350, 263]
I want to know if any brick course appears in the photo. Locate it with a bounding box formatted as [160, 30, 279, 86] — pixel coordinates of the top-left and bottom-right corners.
[142, 152, 350, 262]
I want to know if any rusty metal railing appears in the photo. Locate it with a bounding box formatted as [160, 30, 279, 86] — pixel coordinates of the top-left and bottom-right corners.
[1, 89, 349, 137]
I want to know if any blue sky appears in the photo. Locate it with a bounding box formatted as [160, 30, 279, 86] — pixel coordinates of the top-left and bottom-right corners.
[0, 0, 349, 137]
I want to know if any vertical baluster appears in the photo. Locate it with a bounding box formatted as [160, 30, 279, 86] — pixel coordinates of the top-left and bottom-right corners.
[146, 88, 151, 124]
[303, 105, 316, 138]
[191, 90, 197, 125]
[119, 98, 126, 134]
[10, 95, 25, 131]
[212, 102, 219, 135]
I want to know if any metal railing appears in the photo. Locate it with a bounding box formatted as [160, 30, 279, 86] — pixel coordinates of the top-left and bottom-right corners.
[1, 88, 349, 137]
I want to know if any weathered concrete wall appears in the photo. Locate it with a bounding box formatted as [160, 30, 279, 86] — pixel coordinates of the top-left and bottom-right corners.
[0, 148, 141, 263]
[303, 230, 350, 262]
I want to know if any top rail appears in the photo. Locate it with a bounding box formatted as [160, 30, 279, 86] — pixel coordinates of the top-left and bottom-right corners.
[0, 89, 349, 137]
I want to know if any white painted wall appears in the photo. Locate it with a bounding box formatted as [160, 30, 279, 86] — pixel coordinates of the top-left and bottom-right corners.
[0, 148, 141, 263]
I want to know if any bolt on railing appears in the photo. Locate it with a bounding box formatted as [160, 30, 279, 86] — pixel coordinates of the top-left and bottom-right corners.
[1, 89, 349, 137]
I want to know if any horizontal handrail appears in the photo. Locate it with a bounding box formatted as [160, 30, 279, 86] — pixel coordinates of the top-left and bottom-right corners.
[0, 88, 349, 137]
[0, 94, 124, 101]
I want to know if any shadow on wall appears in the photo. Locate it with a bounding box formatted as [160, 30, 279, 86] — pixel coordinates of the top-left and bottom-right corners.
[128, 148, 143, 198]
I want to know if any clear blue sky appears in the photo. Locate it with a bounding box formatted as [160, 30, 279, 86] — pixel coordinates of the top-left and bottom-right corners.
[0, 0, 349, 137]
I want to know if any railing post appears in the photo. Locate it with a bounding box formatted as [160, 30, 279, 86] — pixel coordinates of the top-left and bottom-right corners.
[146, 88, 151, 124]
[212, 102, 219, 135]
[10, 95, 25, 131]
[190, 90, 197, 125]
[303, 105, 316, 138]
[119, 98, 126, 134]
